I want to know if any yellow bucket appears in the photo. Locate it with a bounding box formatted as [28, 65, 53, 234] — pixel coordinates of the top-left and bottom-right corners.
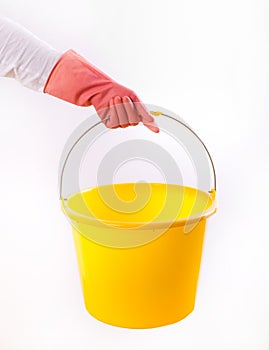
[59, 109, 217, 329]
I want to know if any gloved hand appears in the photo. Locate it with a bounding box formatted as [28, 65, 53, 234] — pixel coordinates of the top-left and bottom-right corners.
[44, 50, 159, 133]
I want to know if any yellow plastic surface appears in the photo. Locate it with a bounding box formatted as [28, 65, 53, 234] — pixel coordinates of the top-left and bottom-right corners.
[64, 183, 216, 328]
[66, 183, 214, 227]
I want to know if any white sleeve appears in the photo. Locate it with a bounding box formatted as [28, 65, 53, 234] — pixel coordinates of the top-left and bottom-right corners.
[0, 17, 61, 92]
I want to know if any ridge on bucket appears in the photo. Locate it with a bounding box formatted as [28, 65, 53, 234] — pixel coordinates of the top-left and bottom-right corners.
[59, 104, 217, 329]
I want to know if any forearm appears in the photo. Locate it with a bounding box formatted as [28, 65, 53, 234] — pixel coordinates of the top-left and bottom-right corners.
[0, 16, 61, 91]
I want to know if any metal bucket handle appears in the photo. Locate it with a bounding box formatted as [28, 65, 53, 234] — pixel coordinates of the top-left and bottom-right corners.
[59, 111, 217, 200]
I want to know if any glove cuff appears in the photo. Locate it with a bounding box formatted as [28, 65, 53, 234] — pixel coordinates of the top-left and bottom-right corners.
[44, 49, 113, 106]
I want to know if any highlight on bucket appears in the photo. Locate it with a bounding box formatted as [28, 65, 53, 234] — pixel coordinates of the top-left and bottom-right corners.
[58, 103, 217, 329]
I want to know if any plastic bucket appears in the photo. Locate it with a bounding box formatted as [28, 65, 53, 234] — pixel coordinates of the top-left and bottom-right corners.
[59, 108, 217, 328]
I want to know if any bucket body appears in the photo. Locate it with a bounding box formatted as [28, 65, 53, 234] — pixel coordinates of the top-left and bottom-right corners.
[64, 183, 216, 328]
[72, 218, 206, 328]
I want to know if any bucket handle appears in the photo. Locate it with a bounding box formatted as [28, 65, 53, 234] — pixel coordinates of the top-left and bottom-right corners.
[59, 111, 217, 200]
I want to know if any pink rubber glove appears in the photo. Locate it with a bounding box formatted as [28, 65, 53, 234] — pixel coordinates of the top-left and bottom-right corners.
[44, 50, 159, 133]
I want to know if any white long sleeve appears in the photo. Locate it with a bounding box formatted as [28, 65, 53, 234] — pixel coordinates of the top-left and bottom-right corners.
[0, 17, 61, 92]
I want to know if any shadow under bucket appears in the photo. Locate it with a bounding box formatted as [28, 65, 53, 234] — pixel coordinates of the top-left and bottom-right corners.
[59, 107, 217, 328]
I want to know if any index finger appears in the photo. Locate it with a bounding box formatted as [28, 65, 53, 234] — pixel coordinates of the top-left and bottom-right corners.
[133, 101, 155, 123]
[142, 119, 160, 133]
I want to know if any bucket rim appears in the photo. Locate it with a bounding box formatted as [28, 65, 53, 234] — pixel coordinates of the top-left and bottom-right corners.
[61, 184, 217, 229]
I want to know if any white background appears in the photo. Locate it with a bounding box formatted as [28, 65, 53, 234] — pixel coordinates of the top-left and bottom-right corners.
[1, 0, 269, 349]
